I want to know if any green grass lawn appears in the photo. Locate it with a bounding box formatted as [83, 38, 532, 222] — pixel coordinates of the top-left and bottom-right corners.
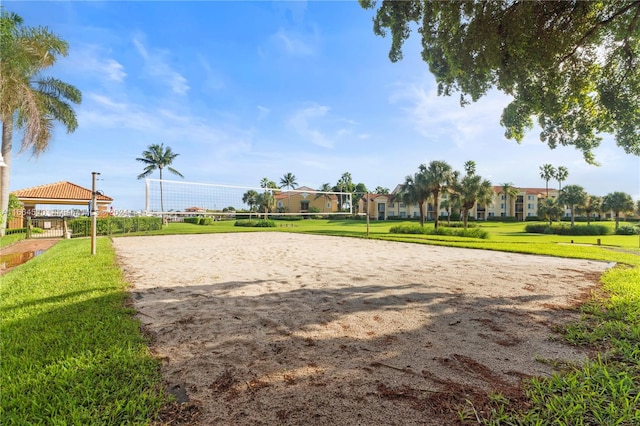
[0, 238, 166, 425]
[2, 219, 639, 424]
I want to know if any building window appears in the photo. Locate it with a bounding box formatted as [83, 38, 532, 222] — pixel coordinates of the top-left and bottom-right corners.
[528, 195, 535, 200]
[527, 203, 534, 209]
[399, 202, 406, 208]
[277, 202, 283, 208]
[501, 195, 505, 200]
[400, 212, 406, 218]
[500, 203, 505, 209]
[389, 202, 395, 208]
[327, 202, 331, 208]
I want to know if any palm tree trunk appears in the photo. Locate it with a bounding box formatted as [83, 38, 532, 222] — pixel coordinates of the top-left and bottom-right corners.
[0, 121, 13, 237]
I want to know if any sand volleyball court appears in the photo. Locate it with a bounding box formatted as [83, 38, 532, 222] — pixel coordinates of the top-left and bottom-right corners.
[114, 232, 609, 425]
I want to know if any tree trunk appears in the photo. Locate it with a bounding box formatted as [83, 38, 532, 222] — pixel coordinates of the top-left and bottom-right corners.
[433, 191, 440, 229]
[0, 121, 13, 237]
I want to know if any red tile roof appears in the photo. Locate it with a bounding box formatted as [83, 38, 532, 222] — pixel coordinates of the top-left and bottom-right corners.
[11, 181, 113, 202]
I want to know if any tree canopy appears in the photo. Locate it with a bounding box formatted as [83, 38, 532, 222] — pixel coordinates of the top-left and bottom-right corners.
[359, 1, 640, 163]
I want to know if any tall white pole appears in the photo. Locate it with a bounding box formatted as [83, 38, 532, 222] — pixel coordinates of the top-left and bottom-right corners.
[91, 172, 100, 255]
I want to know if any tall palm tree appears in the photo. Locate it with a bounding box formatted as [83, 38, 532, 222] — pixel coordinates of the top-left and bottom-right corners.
[279, 172, 298, 213]
[603, 191, 634, 231]
[420, 160, 453, 229]
[451, 169, 493, 229]
[395, 172, 429, 226]
[558, 184, 587, 227]
[538, 197, 562, 225]
[555, 166, 569, 192]
[581, 195, 602, 225]
[136, 143, 184, 214]
[0, 11, 82, 236]
[539, 164, 556, 198]
[500, 182, 519, 217]
[242, 189, 259, 220]
[335, 172, 355, 212]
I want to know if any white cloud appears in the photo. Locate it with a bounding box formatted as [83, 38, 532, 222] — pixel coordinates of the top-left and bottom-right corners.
[257, 106, 271, 121]
[271, 28, 314, 56]
[288, 104, 333, 148]
[389, 79, 513, 150]
[132, 35, 189, 95]
[64, 44, 126, 82]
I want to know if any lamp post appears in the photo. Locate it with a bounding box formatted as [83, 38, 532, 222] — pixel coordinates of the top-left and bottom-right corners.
[91, 172, 100, 255]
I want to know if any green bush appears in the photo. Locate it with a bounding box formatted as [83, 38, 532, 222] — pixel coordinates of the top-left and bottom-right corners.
[430, 227, 489, 239]
[234, 219, 276, 228]
[389, 224, 489, 239]
[525, 223, 610, 236]
[616, 225, 640, 235]
[389, 224, 425, 234]
[5, 228, 26, 235]
[183, 217, 200, 224]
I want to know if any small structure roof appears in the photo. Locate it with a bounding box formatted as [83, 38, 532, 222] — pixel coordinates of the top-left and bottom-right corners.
[11, 181, 113, 206]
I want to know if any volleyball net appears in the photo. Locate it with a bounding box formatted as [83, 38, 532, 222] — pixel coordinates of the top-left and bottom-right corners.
[144, 179, 353, 218]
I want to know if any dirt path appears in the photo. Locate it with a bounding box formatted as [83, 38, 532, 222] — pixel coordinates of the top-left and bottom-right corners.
[114, 233, 610, 425]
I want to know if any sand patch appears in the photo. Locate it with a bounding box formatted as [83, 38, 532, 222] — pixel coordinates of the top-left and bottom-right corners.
[113, 233, 609, 425]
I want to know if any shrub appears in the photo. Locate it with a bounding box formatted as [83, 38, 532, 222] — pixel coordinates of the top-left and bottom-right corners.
[616, 225, 640, 235]
[5, 228, 26, 235]
[389, 224, 489, 239]
[389, 224, 425, 234]
[525, 224, 549, 234]
[183, 217, 200, 224]
[430, 227, 489, 239]
[234, 219, 276, 228]
[525, 223, 610, 236]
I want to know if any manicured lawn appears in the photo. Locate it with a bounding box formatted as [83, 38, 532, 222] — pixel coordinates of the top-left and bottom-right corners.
[2, 219, 639, 424]
[0, 238, 166, 424]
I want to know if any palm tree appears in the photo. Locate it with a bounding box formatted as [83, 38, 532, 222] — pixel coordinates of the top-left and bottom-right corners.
[260, 177, 278, 189]
[582, 195, 603, 225]
[136, 143, 184, 214]
[374, 186, 390, 194]
[0, 11, 82, 236]
[500, 182, 519, 218]
[558, 184, 587, 227]
[538, 197, 562, 225]
[242, 189, 259, 220]
[335, 172, 355, 212]
[450, 169, 493, 229]
[314, 183, 333, 213]
[539, 164, 556, 198]
[420, 160, 453, 229]
[603, 191, 634, 231]
[279, 172, 298, 213]
[256, 191, 276, 219]
[555, 166, 569, 192]
[395, 172, 429, 226]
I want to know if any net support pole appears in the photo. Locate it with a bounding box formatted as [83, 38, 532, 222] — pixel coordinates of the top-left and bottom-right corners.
[91, 171, 100, 255]
[366, 193, 370, 237]
[145, 179, 150, 213]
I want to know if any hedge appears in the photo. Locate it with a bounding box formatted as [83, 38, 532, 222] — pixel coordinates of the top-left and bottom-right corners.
[525, 223, 610, 236]
[69, 217, 163, 237]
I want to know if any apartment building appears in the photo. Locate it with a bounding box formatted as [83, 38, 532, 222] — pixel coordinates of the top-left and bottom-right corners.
[359, 185, 562, 222]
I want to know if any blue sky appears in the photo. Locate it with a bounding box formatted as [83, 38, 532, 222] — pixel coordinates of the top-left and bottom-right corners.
[6, 1, 640, 210]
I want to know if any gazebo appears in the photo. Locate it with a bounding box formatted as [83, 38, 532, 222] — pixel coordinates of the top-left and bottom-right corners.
[8, 181, 113, 229]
